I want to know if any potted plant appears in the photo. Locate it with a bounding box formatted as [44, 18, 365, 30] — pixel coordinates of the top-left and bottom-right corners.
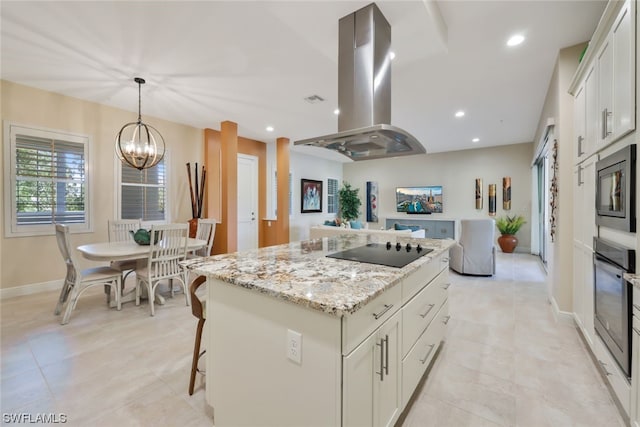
[496, 215, 526, 253]
[338, 182, 362, 224]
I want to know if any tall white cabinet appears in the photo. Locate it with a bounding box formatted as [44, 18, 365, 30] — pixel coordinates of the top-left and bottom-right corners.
[569, 0, 636, 419]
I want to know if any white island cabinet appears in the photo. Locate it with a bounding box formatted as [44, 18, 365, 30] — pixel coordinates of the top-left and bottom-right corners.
[183, 235, 453, 426]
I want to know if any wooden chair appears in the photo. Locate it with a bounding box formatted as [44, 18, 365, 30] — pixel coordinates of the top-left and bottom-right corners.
[54, 224, 122, 325]
[187, 218, 217, 259]
[135, 223, 189, 316]
[189, 275, 207, 395]
[108, 219, 141, 287]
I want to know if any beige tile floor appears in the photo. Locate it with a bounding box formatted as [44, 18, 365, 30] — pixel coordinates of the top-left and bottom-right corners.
[0, 253, 628, 426]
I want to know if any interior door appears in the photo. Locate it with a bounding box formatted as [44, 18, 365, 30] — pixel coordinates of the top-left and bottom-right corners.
[238, 154, 258, 251]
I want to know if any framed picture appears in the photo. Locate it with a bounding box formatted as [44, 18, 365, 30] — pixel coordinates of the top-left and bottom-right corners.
[301, 179, 323, 213]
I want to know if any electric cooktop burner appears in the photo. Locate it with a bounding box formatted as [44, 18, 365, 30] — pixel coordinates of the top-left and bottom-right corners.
[326, 242, 433, 268]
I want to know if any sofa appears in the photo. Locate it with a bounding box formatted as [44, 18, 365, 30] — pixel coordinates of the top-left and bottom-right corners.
[309, 225, 426, 240]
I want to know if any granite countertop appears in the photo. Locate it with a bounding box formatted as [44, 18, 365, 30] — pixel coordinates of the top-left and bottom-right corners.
[182, 234, 455, 317]
[624, 273, 640, 289]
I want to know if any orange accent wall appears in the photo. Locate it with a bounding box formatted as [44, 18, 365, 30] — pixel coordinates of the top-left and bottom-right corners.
[276, 137, 290, 244]
[204, 122, 271, 254]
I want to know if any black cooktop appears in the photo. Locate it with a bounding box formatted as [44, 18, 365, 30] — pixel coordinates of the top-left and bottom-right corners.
[326, 242, 433, 268]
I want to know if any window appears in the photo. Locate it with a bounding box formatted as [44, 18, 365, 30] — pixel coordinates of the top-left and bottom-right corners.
[4, 123, 90, 237]
[327, 178, 339, 214]
[119, 157, 167, 222]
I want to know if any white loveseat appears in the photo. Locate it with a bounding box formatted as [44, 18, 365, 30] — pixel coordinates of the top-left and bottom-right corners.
[309, 225, 426, 240]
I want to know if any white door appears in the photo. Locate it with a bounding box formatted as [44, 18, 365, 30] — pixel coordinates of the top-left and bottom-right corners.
[238, 154, 258, 251]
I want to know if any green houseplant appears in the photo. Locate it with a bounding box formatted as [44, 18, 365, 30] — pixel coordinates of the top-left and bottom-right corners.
[338, 182, 362, 223]
[495, 215, 526, 253]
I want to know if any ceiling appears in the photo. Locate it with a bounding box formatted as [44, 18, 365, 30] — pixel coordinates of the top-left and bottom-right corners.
[1, 1, 607, 162]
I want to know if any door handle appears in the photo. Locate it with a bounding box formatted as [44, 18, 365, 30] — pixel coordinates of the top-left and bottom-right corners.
[376, 339, 384, 381]
[420, 344, 436, 364]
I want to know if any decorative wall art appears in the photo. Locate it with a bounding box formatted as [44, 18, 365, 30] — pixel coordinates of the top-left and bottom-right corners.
[366, 181, 379, 222]
[301, 179, 322, 213]
[488, 184, 496, 216]
[475, 179, 483, 209]
[549, 140, 558, 242]
[503, 176, 511, 210]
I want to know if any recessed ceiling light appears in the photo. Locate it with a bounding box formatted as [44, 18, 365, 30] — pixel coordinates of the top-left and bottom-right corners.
[455, 111, 465, 118]
[389, 51, 396, 60]
[507, 34, 525, 47]
[334, 108, 340, 115]
[472, 138, 480, 143]
[266, 126, 274, 132]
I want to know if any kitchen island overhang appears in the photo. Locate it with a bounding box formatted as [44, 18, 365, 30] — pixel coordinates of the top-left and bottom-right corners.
[182, 234, 454, 426]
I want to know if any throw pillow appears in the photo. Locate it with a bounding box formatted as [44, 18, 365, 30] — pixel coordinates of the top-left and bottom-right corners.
[408, 225, 421, 232]
[394, 223, 410, 230]
[350, 220, 363, 229]
[323, 220, 337, 226]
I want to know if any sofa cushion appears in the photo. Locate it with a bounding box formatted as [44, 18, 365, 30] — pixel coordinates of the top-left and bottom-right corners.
[350, 220, 364, 229]
[323, 220, 337, 226]
[394, 223, 421, 232]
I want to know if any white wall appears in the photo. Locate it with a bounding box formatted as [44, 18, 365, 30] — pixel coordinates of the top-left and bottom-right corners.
[343, 143, 534, 251]
[289, 151, 343, 241]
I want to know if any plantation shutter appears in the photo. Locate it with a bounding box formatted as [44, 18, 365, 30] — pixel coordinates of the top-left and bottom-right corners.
[14, 134, 86, 225]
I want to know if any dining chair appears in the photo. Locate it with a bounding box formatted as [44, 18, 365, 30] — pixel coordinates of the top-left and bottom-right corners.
[54, 224, 122, 325]
[135, 223, 189, 316]
[187, 218, 217, 259]
[108, 219, 141, 287]
[188, 275, 207, 395]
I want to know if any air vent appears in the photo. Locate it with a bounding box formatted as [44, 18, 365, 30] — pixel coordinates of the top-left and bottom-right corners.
[304, 95, 325, 104]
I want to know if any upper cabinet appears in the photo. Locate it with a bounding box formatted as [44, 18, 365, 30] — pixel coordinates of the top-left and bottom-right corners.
[570, 0, 636, 163]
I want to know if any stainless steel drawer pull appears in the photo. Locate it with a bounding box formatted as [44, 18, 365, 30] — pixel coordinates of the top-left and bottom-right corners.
[384, 334, 389, 375]
[633, 327, 640, 335]
[419, 304, 435, 318]
[442, 283, 451, 290]
[372, 304, 394, 320]
[577, 136, 584, 156]
[633, 304, 640, 312]
[419, 344, 436, 364]
[442, 315, 451, 325]
[442, 257, 449, 262]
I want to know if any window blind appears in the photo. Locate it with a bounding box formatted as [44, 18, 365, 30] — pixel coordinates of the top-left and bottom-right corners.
[121, 160, 166, 221]
[327, 178, 338, 214]
[15, 134, 86, 225]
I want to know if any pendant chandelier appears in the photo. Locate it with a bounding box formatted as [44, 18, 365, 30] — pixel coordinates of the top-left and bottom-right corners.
[115, 77, 165, 170]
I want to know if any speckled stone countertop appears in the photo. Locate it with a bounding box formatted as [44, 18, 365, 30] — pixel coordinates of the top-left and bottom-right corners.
[182, 234, 455, 317]
[624, 273, 640, 289]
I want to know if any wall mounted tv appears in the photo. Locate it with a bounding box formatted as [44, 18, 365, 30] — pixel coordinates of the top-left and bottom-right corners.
[396, 186, 443, 214]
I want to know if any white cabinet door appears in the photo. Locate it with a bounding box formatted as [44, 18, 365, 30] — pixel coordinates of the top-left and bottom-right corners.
[632, 315, 640, 427]
[573, 165, 585, 244]
[343, 310, 401, 427]
[584, 65, 598, 156]
[573, 241, 585, 330]
[596, 0, 635, 148]
[574, 84, 586, 164]
[597, 37, 614, 146]
[612, 0, 635, 139]
[582, 156, 597, 250]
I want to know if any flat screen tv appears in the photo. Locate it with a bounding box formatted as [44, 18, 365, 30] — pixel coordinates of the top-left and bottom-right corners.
[396, 186, 443, 214]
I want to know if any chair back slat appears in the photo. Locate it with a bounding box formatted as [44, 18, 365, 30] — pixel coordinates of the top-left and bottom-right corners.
[147, 224, 189, 282]
[108, 219, 141, 242]
[195, 219, 217, 257]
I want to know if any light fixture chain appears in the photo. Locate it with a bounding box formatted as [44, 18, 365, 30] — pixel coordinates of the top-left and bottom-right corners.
[137, 80, 142, 122]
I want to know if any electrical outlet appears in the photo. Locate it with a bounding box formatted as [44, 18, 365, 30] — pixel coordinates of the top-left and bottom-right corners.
[287, 329, 302, 364]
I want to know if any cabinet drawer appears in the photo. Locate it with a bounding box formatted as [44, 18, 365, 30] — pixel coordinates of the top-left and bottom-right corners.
[633, 286, 640, 315]
[402, 270, 448, 357]
[401, 300, 448, 408]
[342, 284, 401, 355]
[594, 336, 631, 415]
[402, 255, 443, 304]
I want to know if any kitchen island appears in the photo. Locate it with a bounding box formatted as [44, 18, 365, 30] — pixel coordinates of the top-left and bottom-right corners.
[183, 234, 454, 426]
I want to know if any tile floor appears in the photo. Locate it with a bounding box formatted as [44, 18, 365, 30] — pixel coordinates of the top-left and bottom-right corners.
[0, 253, 628, 426]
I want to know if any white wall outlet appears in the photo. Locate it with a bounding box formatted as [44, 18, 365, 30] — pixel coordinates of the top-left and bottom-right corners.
[287, 329, 302, 364]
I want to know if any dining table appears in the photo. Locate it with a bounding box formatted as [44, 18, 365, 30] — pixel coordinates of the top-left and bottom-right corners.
[77, 237, 207, 306]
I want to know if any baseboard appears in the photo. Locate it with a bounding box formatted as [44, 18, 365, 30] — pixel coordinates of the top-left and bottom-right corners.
[550, 296, 574, 324]
[1, 280, 63, 300]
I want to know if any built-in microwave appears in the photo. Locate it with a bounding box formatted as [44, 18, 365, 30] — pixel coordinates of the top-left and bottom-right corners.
[596, 144, 636, 232]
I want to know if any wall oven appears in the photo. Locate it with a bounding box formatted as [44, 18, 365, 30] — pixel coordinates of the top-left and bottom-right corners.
[596, 144, 636, 232]
[593, 237, 635, 378]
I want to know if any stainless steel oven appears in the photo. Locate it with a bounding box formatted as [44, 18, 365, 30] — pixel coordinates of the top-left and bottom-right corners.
[593, 237, 635, 378]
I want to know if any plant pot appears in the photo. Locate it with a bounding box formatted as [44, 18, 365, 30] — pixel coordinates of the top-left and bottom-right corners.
[498, 234, 518, 253]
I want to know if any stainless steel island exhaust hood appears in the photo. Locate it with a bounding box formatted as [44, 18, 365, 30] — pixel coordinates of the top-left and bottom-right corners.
[294, 3, 425, 161]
